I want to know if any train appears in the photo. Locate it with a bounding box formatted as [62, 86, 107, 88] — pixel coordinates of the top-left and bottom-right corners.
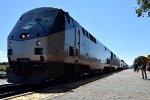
[7, 7, 128, 84]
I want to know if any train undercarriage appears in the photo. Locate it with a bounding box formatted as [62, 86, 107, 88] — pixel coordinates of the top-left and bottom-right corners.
[6, 60, 118, 84]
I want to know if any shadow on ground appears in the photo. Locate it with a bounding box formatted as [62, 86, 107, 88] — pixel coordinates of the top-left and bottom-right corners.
[35, 70, 123, 94]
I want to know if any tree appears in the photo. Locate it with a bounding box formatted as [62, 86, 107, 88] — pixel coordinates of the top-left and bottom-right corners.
[133, 55, 150, 65]
[133, 56, 142, 65]
[136, 0, 150, 17]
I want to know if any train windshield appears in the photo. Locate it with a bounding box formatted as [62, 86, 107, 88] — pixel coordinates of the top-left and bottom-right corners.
[36, 11, 56, 20]
[19, 10, 57, 32]
[9, 9, 59, 40]
[20, 11, 57, 26]
[19, 13, 35, 22]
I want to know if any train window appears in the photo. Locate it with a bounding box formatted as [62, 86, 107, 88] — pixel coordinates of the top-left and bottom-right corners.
[81, 28, 96, 44]
[87, 33, 97, 44]
[89, 34, 93, 41]
[19, 13, 35, 22]
[72, 18, 75, 27]
[93, 38, 97, 44]
[85, 31, 89, 38]
[69, 46, 74, 56]
[37, 11, 56, 19]
[107, 59, 110, 64]
[105, 47, 107, 51]
[82, 28, 86, 36]
[65, 12, 70, 24]
[76, 49, 79, 56]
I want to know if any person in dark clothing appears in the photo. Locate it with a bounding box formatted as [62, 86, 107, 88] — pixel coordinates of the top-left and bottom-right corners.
[133, 63, 139, 72]
[141, 61, 147, 79]
[134, 63, 139, 72]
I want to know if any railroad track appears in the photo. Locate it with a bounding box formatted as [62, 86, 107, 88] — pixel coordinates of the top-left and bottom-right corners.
[0, 84, 35, 99]
[0, 79, 68, 99]
[0, 73, 6, 79]
[0, 84, 21, 89]
[0, 78, 84, 99]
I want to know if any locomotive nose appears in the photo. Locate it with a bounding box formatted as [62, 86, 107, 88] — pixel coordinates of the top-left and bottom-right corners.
[8, 38, 44, 57]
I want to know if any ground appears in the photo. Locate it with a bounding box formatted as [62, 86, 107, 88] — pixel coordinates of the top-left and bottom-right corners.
[5, 69, 150, 100]
[51, 69, 150, 100]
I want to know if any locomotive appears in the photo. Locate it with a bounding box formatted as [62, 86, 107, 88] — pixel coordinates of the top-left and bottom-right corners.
[7, 7, 128, 84]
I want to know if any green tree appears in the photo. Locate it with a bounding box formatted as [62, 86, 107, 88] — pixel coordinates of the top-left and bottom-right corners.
[133, 56, 142, 64]
[136, 0, 150, 17]
[133, 55, 150, 65]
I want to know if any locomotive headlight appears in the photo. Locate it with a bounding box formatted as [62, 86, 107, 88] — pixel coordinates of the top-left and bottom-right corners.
[27, 34, 30, 38]
[9, 42, 12, 47]
[21, 34, 25, 38]
[36, 40, 41, 46]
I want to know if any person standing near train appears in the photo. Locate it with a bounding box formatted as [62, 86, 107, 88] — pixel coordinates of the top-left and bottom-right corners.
[141, 61, 147, 79]
[133, 63, 139, 72]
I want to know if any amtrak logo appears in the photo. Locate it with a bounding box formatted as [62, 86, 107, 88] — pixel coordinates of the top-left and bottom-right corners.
[22, 25, 32, 30]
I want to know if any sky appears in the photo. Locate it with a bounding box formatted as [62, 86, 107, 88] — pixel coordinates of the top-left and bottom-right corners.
[0, 0, 149, 66]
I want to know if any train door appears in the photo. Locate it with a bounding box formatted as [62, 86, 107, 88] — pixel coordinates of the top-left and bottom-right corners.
[73, 27, 80, 77]
[65, 12, 80, 62]
[75, 27, 80, 62]
[70, 18, 80, 63]
[64, 12, 74, 58]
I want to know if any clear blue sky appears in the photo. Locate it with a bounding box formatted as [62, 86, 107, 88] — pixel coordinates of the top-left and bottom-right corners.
[0, 0, 149, 65]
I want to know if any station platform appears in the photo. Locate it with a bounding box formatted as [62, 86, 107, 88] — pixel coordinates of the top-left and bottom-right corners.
[8, 69, 150, 100]
[51, 69, 150, 100]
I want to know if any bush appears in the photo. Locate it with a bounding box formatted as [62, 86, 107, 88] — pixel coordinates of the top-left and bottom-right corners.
[0, 65, 6, 71]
